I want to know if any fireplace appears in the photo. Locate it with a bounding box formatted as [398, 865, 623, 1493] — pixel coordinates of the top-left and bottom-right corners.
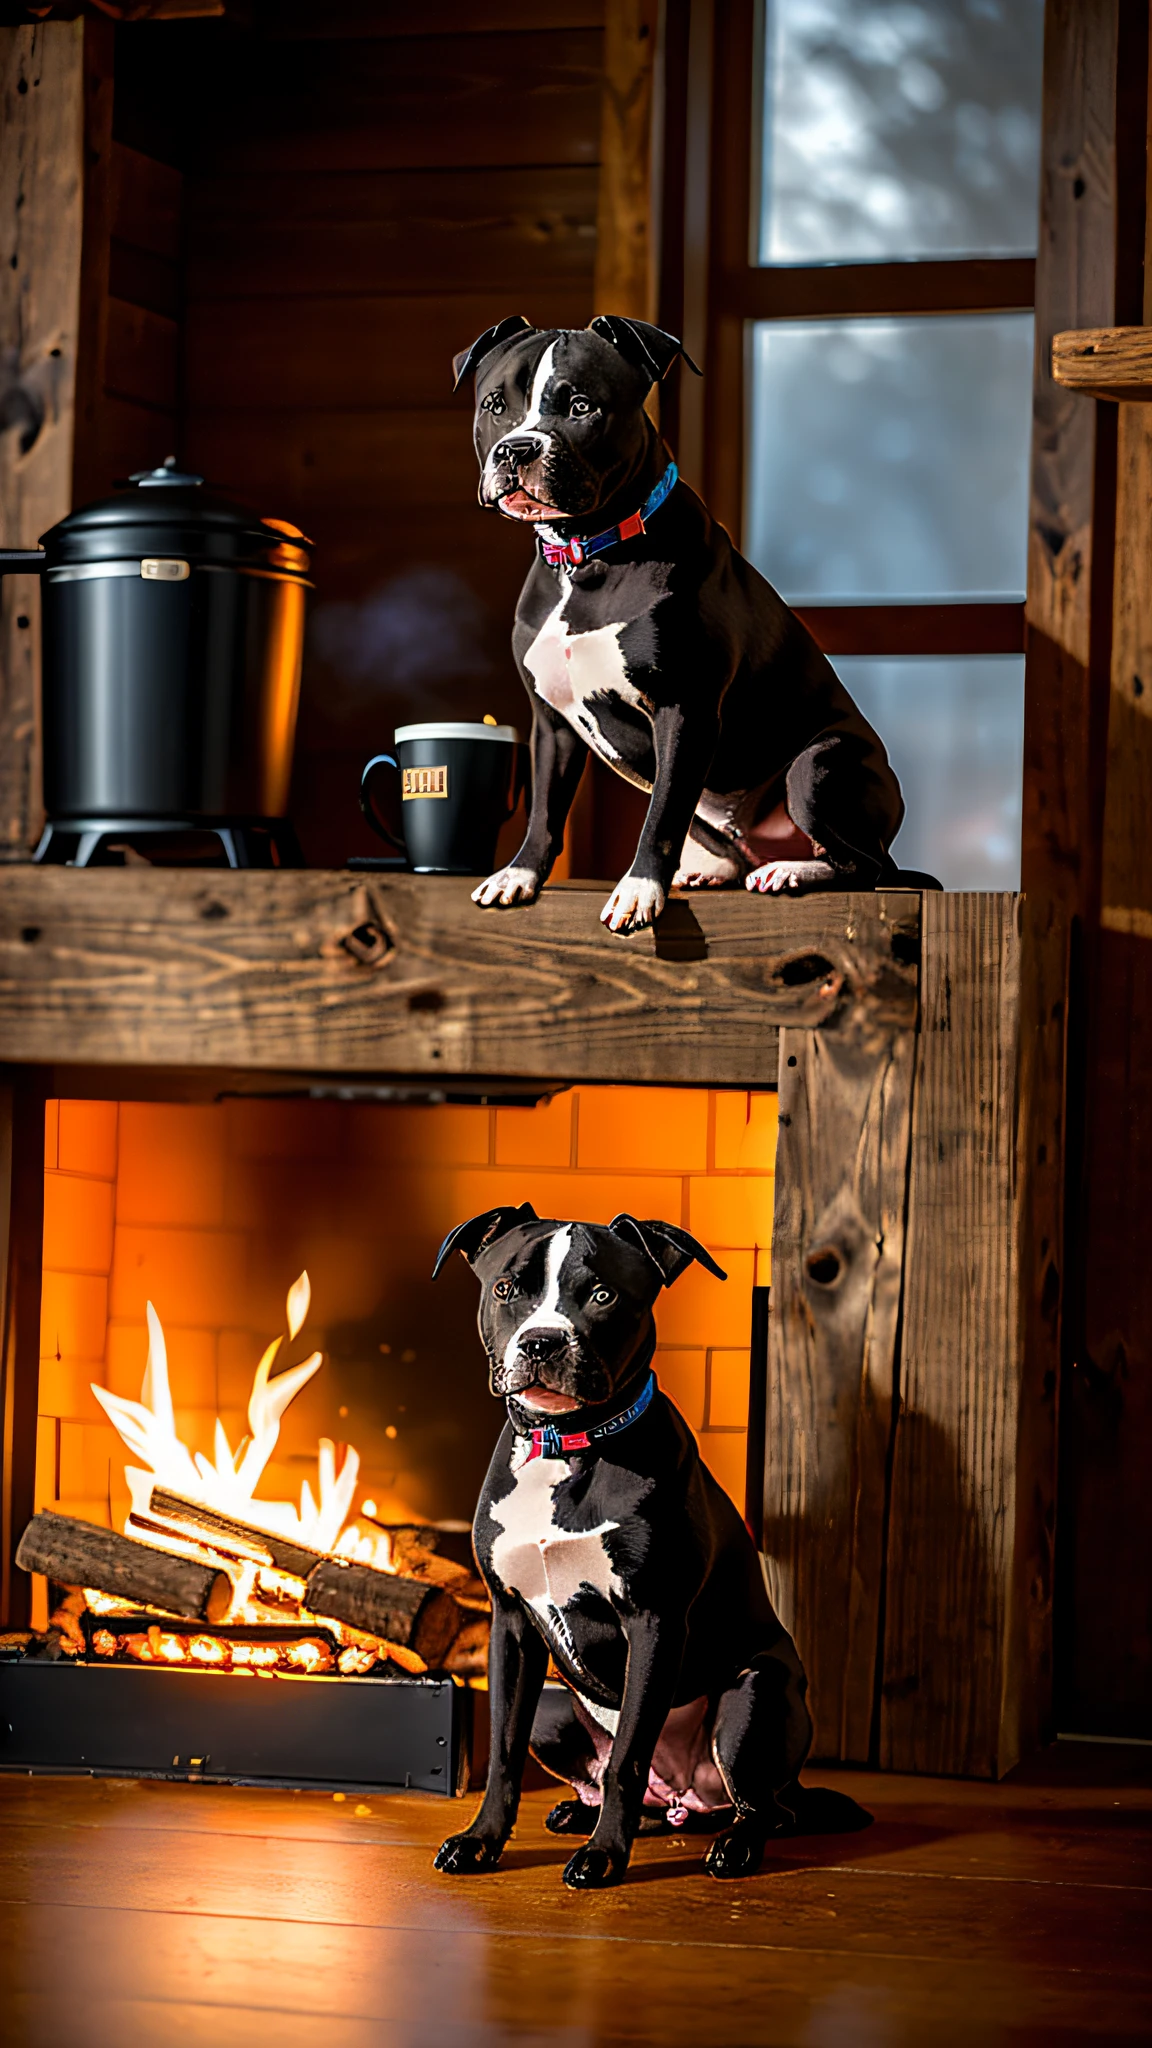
[1, 1082, 774, 1794]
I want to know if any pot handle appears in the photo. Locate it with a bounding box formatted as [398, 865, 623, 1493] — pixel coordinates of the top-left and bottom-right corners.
[359, 753, 406, 855]
[0, 551, 46, 573]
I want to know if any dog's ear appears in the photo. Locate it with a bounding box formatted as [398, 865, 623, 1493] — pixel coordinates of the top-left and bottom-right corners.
[608, 1215, 726, 1287]
[452, 315, 535, 391]
[588, 316, 702, 386]
[432, 1203, 539, 1278]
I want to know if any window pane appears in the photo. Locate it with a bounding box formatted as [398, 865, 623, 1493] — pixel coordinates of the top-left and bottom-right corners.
[838, 654, 1023, 888]
[759, 0, 1045, 264]
[746, 314, 1032, 602]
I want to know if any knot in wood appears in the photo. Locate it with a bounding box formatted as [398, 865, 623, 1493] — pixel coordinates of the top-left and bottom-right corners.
[341, 920, 392, 968]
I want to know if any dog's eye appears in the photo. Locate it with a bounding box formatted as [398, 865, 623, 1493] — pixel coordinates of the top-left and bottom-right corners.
[480, 391, 506, 416]
[569, 394, 593, 418]
[492, 1277, 513, 1300]
[590, 1286, 616, 1307]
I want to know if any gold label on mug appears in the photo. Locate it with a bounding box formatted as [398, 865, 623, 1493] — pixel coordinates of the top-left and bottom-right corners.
[402, 765, 448, 800]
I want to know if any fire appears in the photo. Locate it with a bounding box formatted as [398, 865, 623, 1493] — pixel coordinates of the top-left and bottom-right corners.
[81, 1271, 413, 1672]
[91, 1271, 367, 1555]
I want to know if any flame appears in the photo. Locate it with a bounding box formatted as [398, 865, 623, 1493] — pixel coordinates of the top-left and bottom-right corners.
[91, 1272, 363, 1555]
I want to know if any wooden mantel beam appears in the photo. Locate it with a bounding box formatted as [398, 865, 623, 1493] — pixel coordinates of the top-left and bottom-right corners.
[0, 872, 919, 1092]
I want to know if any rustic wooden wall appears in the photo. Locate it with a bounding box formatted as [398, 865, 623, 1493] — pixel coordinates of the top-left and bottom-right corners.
[1024, 0, 1152, 1741]
[0, 21, 84, 863]
[100, 3, 605, 868]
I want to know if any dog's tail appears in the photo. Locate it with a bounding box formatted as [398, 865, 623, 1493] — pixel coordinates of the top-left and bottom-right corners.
[776, 1781, 873, 1836]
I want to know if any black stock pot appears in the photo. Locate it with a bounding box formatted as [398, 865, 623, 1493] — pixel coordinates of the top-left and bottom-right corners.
[0, 459, 312, 865]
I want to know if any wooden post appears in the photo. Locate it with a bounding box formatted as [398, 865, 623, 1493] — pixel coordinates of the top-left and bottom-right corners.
[879, 897, 1025, 1778]
[763, 899, 917, 1762]
[0, 21, 85, 860]
[0, 1074, 45, 1629]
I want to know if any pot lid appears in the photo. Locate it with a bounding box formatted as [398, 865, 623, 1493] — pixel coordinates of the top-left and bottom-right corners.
[40, 458, 313, 572]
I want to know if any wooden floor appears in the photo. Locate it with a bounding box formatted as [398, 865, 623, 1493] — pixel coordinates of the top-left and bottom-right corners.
[0, 1749, 1149, 2046]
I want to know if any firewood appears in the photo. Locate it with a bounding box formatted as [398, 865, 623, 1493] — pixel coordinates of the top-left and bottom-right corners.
[303, 1557, 460, 1665]
[16, 1510, 232, 1624]
[147, 1488, 323, 1580]
[379, 1523, 475, 1575]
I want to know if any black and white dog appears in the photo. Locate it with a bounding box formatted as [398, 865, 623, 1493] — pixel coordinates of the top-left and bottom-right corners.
[431, 1204, 867, 1890]
[455, 313, 904, 935]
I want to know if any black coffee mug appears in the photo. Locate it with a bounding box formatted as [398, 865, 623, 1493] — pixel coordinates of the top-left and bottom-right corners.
[360, 721, 528, 874]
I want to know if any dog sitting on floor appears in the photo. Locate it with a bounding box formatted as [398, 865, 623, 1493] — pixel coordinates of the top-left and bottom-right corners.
[431, 1204, 870, 1891]
[454, 313, 905, 935]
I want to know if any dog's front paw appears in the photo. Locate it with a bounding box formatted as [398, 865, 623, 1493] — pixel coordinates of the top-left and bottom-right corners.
[600, 874, 666, 934]
[434, 1831, 503, 1875]
[745, 858, 835, 895]
[704, 1818, 766, 1879]
[472, 865, 543, 909]
[562, 1842, 628, 1889]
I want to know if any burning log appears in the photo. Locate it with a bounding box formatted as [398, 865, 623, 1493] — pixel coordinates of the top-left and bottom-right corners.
[146, 1487, 323, 1578]
[16, 1510, 232, 1624]
[303, 1558, 460, 1666]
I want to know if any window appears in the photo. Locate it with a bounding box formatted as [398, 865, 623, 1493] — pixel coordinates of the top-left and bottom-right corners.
[667, 0, 1045, 888]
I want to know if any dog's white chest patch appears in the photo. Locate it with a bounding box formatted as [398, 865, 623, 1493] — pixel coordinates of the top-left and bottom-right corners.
[489, 1445, 624, 1629]
[524, 595, 653, 790]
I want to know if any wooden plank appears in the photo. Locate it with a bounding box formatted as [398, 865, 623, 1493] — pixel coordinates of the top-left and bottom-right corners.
[880, 895, 1023, 1779]
[70, 12, 116, 514]
[723, 258, 1037, 322]
[591, 0, 657, 320]
[103, 298, 178, 413]
[183, 291, 594, 412]
[1052, 324, 1152, 399]
[764, 1000, 915, 1763]
[107, 240, 181, 322]
[182, 408, 502, 515]
[261, 1, 607, 34]
[1018, 0, 1134, 1762]
[0, 1077, 46, 1630]
[1061, 26, 1152, 1737]
[795, 603, 1025, 659]
[196, 31, 604, 177]
[185, 167, 599, 299]
[1027, 0, 1120, 668]
[0, 873, 918, 1089]
[0, 21, 84, 859]
[109, 142, 183, 261]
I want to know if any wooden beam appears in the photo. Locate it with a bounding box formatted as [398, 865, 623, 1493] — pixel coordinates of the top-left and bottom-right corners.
[0, 873, 919, 1091]
[724, 257, 1037, 323]
[1052, 324, 1152, 400]
[795, 603, 1025, 660]
[1020, 0, 1136, 1756]
[0, 21, 84, 860]
[880, 895, 1024, 1778]
[591, 0, 657, 321]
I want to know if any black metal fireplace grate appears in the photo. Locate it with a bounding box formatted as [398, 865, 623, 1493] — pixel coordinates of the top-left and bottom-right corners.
[0, 1657, 469, 1796]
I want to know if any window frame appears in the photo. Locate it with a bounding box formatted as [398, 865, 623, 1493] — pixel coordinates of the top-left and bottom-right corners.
[656, 0, 1033, 660]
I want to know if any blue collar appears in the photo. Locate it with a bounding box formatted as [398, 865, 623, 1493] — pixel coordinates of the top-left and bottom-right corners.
[538, 463, 678, 569]
[524, 1370, 656, 1461]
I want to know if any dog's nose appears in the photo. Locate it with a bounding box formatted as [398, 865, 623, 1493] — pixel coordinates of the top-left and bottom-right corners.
[493, 435, 544, 466]
[517, 1329, 570, 1364]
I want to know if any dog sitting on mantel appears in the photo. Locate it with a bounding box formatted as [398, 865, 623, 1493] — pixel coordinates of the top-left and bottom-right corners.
[453, 313, 907, 937]
[431, 1203, 869, 1891]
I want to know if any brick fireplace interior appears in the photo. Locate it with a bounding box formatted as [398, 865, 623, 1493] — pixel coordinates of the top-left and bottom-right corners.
[31, 1086, 777, 1628]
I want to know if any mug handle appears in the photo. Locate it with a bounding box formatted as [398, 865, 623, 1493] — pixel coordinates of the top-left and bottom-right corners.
[359, 753, 406, 853]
